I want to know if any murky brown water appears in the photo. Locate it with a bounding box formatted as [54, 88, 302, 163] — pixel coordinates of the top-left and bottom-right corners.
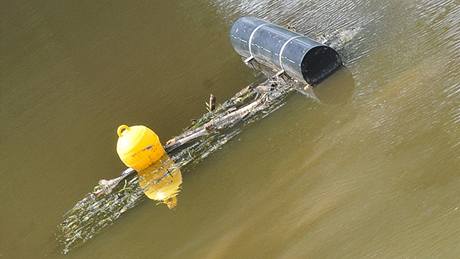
[1, 0, 459, 258]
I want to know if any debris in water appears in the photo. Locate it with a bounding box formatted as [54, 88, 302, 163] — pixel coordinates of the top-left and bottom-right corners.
[206, 94, 217, 112]
[57, 76, 295, 254]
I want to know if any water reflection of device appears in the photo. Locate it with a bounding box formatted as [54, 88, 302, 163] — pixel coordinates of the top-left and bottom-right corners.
[314, 67, 355, 105]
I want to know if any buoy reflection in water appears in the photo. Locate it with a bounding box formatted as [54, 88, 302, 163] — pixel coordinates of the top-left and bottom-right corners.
[137, 154, 183, 209]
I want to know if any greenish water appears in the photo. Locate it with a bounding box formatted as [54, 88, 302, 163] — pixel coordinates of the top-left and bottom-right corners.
[1, 0, 459, 258]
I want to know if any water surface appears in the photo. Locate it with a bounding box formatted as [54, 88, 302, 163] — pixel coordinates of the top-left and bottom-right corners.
[1, 0, 459, 258]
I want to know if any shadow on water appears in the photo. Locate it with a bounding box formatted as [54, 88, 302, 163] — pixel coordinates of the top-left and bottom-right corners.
[314, 67, 356, 105]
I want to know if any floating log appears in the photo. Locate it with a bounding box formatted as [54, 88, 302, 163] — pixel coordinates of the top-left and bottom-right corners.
[57, 76, 297, 254]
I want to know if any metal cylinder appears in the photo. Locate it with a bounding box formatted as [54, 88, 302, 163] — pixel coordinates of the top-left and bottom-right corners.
[230, 17, 342, 85]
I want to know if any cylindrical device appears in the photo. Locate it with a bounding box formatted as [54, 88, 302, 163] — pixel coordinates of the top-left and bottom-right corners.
[230, 17, 342, 85]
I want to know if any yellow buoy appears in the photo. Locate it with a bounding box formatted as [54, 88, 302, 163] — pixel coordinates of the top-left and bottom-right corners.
[116, 124, 182, 208]
[116, 125, 165, 171]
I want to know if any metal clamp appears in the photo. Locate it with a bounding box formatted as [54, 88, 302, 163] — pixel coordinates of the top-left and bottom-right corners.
[244, 56, 254, 64]
[247, 23, 269, 62]
[278, 35, 304, 71]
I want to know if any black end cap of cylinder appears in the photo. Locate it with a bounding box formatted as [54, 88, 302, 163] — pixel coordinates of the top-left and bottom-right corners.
[301, 46, 342, 85]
